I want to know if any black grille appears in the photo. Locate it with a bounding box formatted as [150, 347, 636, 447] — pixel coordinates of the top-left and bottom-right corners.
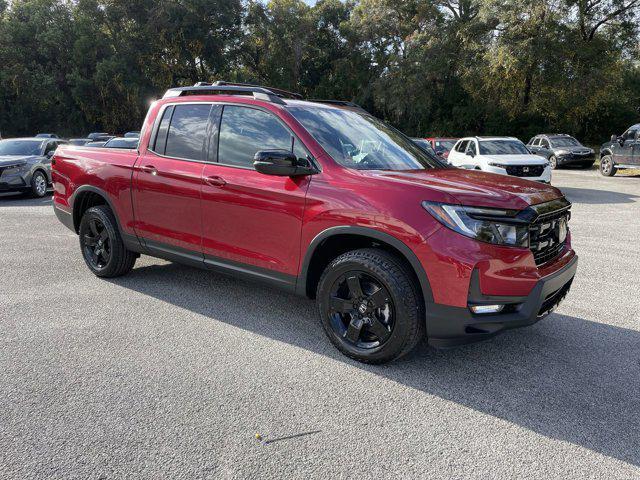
[529, 207, 570, 266]
[506, 165, 545, 177]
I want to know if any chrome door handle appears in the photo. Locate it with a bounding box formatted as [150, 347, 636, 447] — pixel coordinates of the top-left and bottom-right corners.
[140, 165, 158, 175]
[204, 175, 227, 187]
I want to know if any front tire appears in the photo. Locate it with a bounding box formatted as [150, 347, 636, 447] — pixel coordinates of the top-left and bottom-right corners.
[79, 205, 137, 277]
[316, 248, 424, 364]
[30, 171, 48, 197]
[549, 155, 558, 169]
[600, 155, 617, 176]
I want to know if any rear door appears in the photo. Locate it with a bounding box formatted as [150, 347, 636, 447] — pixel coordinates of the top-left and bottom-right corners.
[630, 130, 640, 166]
[200, 104, 311, 284]
[132, 103, 211, 257]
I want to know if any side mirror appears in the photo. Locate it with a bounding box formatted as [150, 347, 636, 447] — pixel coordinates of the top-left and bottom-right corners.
[46, 151, 55, 158]
[254, 150, 316, 177]
[467, 151, 475, 158]
[610, 134, 617, 143]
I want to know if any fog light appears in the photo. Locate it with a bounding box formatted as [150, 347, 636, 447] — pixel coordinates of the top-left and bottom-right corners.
[469, 305, 504, 314]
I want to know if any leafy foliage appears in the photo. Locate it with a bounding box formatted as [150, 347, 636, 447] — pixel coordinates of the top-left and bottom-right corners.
[0, 0, 638, 142]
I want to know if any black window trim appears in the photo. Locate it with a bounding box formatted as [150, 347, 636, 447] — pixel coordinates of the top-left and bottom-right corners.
[147, 101, 318, 172]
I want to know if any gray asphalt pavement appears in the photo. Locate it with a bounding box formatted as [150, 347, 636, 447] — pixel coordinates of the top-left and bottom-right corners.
[1, 169, 639, 479]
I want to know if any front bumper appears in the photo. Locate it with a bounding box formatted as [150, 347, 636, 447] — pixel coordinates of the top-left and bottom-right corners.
[557, 154, 595, 165]
[426, 254, 578, 348]
[0, 173, 28, 192]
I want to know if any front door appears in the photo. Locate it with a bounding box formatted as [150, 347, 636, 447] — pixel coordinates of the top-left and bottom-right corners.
[133, 103, 212, 256]
[200, 104, 311, 285]
[618, 127, 638, 164]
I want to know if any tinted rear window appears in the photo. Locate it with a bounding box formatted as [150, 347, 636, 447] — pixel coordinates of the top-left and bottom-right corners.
[164, 104, 212, 160]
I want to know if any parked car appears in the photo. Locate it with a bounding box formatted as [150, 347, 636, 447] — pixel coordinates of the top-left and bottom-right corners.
[0, 137, 66, 197]
[68, 138, 92, 146]
[87, 132, 114, 141]
[527, 134, 595, 169]
[124, 131, 141, 138]
[448, 136, 552, 183]
[103, 137, 139, 149]
[35, 133, 59, 139]
[423, 137, 458, 160]
[599, 124, 640, 176]
[51, 82, 577, 363]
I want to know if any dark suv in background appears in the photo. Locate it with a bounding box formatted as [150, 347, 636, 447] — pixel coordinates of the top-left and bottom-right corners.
[599, 124, 640, 176]
[527, 134, 594, 169]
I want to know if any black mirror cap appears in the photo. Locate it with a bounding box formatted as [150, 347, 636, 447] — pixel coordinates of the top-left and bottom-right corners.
[254, 150, 317, 177]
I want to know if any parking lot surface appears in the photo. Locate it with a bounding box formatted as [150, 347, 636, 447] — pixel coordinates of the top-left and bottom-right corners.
[1, 169, 639, 479]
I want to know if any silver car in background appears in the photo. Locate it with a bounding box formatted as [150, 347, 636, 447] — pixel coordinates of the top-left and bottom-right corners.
[0, 138, 67, 197]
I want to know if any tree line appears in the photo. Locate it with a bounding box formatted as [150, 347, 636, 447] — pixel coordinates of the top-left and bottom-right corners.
[0, 0, 638, 143]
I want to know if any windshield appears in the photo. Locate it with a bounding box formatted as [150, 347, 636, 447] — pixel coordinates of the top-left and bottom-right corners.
[288, 106, 446, 171]
[550, 137, 580, 147]
[0, 140, 42, 156]
[478, 140, 530, 155]
[434, 140, 456, 152]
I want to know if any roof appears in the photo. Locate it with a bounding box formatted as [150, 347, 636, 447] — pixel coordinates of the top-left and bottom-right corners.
[463, 136, 520, 141]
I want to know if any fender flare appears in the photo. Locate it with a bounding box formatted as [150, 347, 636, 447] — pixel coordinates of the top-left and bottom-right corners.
[296, 225, 434, 305]
[70, 185, 122, 233]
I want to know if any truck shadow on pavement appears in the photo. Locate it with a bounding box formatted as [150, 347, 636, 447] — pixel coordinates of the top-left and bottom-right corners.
[559, 186, 639, 204]
[109, 263, 640, 467]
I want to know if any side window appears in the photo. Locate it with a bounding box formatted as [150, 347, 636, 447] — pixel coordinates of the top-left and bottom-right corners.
[455, 140, 468, 153]
[164, 104, 212, 160]
[541, 138, 550, 148]
[528, 138, 537, 146]
[465, 141, 477, 155]
[218, 106, 293, 167]
[623, 129, 638, 141]
[44, 141, 57, 155]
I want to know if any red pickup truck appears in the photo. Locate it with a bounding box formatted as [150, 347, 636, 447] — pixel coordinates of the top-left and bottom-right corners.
[52, 82, 577, 363]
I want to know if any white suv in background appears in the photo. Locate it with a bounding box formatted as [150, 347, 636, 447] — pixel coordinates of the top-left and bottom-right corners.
[448, 136, 552, 183]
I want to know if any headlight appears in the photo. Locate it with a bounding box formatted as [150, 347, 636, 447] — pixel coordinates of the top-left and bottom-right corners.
[487, 162, 508, 169]
[2, 163, 28, 175]
[422, 201, 529, 247]
[556, 149, 569, 155]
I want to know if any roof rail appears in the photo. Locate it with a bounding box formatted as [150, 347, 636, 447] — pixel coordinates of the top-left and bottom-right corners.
[308, 99, 368, 113]
[212, 81, 303, 99]
[162, 82, 289, 105]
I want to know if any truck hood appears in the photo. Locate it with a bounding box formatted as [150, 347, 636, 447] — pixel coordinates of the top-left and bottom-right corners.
[0, 155, 36, 167]
[364, 168, 563, 210]
[479, 154, 548, 164]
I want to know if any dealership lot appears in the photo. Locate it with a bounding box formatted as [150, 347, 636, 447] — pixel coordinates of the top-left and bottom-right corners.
[1, 169, 639, 479]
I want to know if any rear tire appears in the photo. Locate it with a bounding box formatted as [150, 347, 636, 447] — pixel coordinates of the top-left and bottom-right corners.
[600, 155, 617, 177]
[316, 248, 424, 364]
[79, 205, 137, 277]
[30, 171, 48, 197]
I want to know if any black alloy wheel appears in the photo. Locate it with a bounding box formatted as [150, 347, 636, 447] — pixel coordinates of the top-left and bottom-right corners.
[317, 248, 423, 364]
[78, 205, 137, 277]
[82, 217, 111, 270]
[328, 272, 394, 349]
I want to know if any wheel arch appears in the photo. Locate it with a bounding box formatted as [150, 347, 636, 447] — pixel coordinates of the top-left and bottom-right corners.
[297, 226, 434, 307]
[71, 186, 121, 234]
